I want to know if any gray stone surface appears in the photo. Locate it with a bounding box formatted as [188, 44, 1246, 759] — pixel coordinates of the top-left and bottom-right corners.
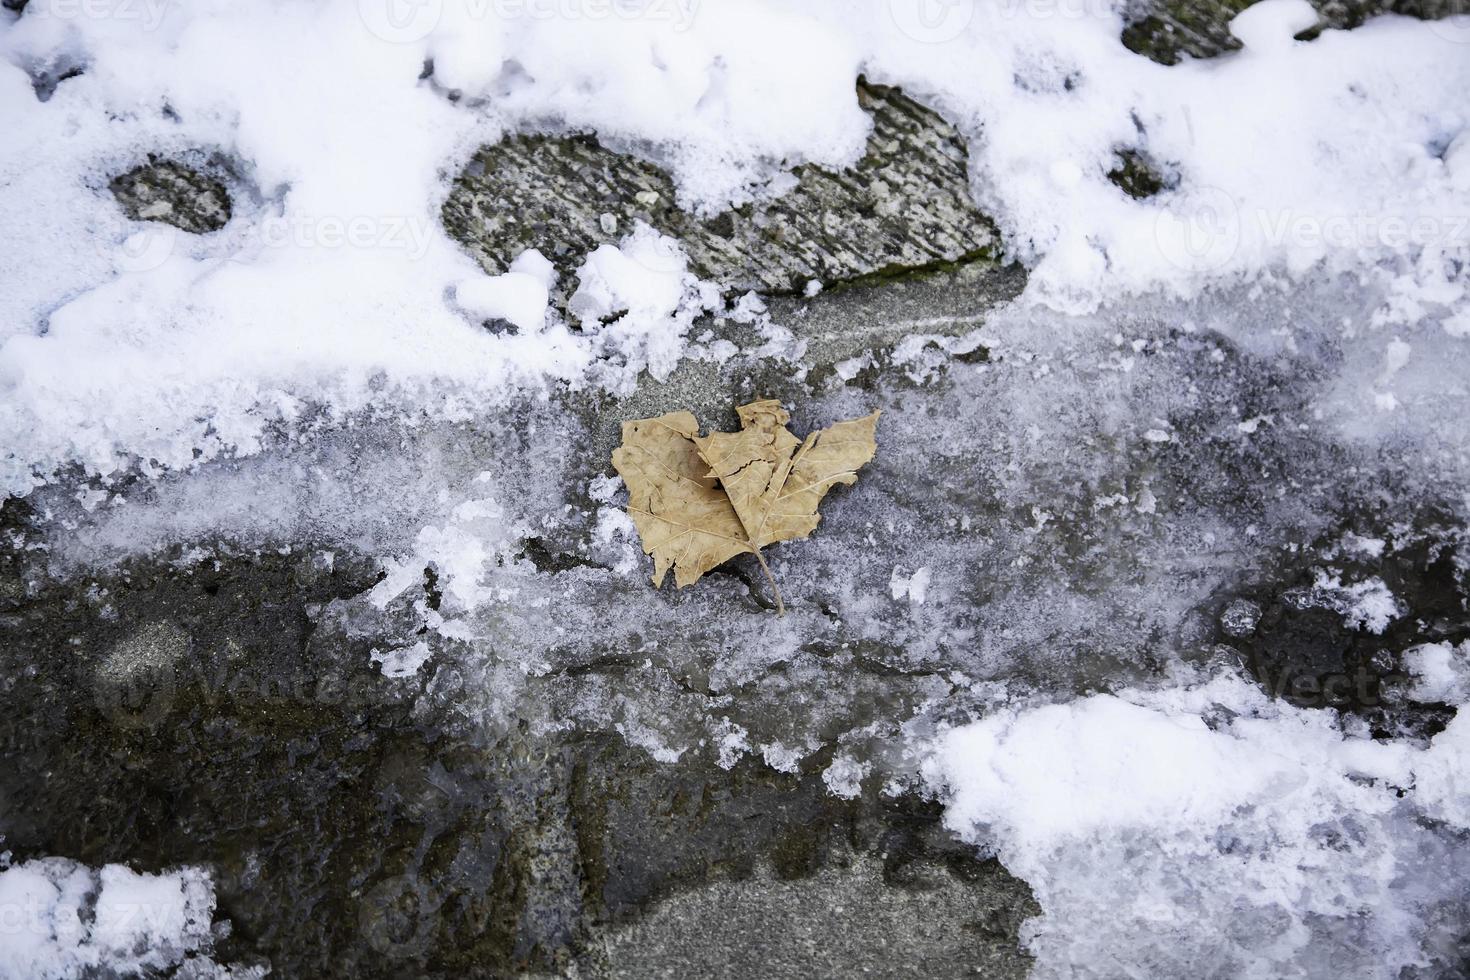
[1122, 0, 1464, 64]
[595, 855, 1035, 980]
[442, 80, 1000, 301]
[110, 158, 233, 234]
[39, 13, 1470, 974]
[4, 267, 1468, 976]
[0, 529, 1039, 977]
[1219, 598, 1262, 638]
[574, 259, 1025, 473]
[10, 91, 1040, 972]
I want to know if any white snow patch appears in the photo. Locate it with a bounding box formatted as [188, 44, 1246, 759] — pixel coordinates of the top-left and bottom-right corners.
[371, 640, 432, 679]
[822, 754, 871, 799]
[0, 859, 234, 980]
[451, 269, 549, 332]
[1403, 641, 1470, 705]
[889, 565, 932, 605]
[925, 674, 1470, 979]
[1294, 570, 1406, 634]
[1, 0, 1466, 493]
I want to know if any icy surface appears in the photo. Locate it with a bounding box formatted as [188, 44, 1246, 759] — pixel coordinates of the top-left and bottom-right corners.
[3, 0, 1470, 974]
[1, 0, 1467, 491]
[17, 264, 1465, 971]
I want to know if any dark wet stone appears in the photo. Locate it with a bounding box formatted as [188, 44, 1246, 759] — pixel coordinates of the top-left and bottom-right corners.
[110, 158, 233, 234]
[1220, 514, 1468, 737]
[442, 80, 1000, 304]
[1107, 148, 1176, 200]
[0, 535, 1038, 978]
[594, 848, 1035, 979]
[1122, 0, 1465, 65]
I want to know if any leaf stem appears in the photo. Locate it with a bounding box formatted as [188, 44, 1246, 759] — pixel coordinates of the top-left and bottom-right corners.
[753, 548, 785, 616]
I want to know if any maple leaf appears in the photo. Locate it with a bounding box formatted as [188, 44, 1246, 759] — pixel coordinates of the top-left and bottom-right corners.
[611, 399, 879, 614]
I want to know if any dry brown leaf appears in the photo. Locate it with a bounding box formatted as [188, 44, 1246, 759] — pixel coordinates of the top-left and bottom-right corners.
[611, 399, 879, 613]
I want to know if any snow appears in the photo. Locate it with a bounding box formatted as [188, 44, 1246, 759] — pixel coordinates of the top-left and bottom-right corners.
[2, 0, 1470, 973]
[1229, 0, 1320, 51]
[452, 253, 551, 332]
[888, 565, 931, 605]
[822, 754, 871, 798]
[925, 672, 1470, 979]
[567, 224, 720, 382]
[0, 0, 1466, 492]
[1403, 641, 1470, 705]
[1290, 571, 1406, 634]
[0, 859, 234, 980]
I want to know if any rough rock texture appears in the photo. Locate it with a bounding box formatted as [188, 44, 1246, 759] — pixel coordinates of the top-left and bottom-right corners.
[442, 80, 999, 300]
[0, 516, 1038, 978]
[20, 14, 1468, 974]
[1106, 148, 1176, 200]
[6, 80, 1041, 974]
[109, 158, 233, 234]
[595, 855, 1035, 980]
[1122, 0, 1465, 64]
[1210, 514, 1468, 736]
[576, 260, 1026, 470]
[4, 265, 1468, 976]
